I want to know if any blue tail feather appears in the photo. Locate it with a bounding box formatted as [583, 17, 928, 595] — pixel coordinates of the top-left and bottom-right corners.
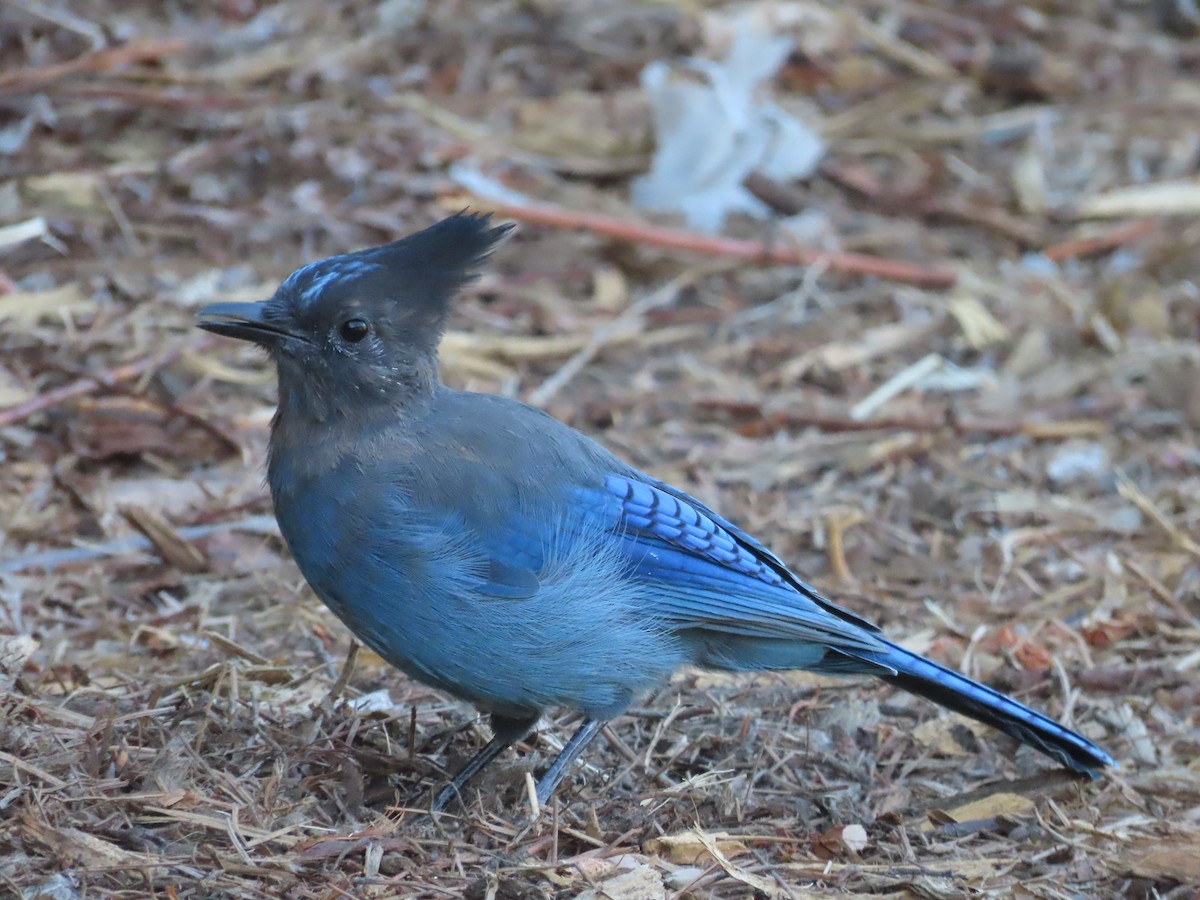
[856, 641, 1114, 775]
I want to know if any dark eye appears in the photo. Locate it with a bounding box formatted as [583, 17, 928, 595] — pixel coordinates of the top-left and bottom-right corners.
[339, 318, 369, 343]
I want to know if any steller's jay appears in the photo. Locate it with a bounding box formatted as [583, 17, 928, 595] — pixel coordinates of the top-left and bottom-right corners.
[197, 213, 1113, 811]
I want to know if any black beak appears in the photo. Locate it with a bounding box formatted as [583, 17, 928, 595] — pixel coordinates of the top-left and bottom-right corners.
[196, 301, 302, 346]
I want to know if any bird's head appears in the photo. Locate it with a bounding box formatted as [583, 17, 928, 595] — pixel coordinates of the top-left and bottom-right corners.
[197, 212, 513, 423]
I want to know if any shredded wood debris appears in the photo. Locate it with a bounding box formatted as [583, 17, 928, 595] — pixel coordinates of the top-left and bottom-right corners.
[1, 1, 1198, 897]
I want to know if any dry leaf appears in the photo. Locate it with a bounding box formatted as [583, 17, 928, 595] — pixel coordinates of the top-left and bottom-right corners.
[22, 172, 102, 210]
[0, 283, 91, 325]
[1077, 180, 1200, 218]
[645, 830, 749, 865]
[922, 792, 1035, 831]
[1124, 835, 1200, 882]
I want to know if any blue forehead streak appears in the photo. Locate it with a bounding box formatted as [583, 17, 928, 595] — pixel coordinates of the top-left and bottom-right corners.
[281, 255, 382, 307]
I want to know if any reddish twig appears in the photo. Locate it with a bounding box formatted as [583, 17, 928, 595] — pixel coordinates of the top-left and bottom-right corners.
[1041, 219, 1156, 262]
[0, 342, 200, 428]
[0, 38, 188, 96]
[483, 200, 958, 290]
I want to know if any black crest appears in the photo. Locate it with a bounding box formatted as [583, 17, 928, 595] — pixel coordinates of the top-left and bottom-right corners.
[280, 212, 515, 316]
[371, 211, 515, 300]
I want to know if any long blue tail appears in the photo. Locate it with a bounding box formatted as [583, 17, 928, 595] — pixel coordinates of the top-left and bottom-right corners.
[862, 640, 1114, 776]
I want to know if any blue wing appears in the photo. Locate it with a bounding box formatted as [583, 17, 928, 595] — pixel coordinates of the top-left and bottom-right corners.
[609, 476, 788, 588]
[573, 474, 886, 654]
[635, 474, 881, 633]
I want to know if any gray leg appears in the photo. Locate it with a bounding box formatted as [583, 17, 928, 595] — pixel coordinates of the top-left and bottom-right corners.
[430, 713, 537, 812]
[534, 717, 605, 806]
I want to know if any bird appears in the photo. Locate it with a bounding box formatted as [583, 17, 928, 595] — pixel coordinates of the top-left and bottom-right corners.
[196, 212, 1114, 812]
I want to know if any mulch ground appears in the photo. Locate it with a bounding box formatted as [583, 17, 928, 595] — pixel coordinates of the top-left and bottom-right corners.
[2, 1, 1199, 897]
